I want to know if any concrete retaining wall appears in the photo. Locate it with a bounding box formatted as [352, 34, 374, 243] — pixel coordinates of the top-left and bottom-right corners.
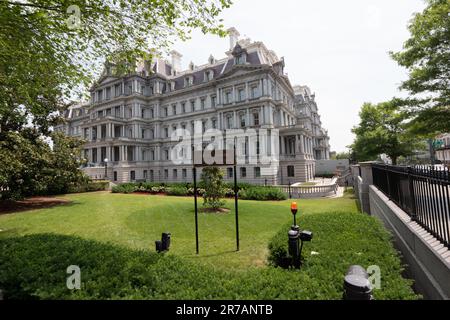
[369, 185, 450, 300]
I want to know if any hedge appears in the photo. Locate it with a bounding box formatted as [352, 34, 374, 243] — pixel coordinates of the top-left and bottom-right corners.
[239, 187, 287, 201]
[111, 182, 286, 201]
[67, 180, 109, 194]
[0, 233, 418, 300]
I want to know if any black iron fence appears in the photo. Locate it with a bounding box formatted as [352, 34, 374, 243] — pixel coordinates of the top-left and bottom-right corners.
[372, 164, 450, 248]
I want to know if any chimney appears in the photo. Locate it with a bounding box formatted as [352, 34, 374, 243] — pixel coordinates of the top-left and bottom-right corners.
[227, 27, 240, 50]
[170, 50, 182, 73]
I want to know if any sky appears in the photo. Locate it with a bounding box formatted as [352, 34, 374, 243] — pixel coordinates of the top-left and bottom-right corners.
[170, 0, 428, 153]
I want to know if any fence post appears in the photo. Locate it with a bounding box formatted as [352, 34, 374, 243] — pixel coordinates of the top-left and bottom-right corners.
[408, 167, 417, 221]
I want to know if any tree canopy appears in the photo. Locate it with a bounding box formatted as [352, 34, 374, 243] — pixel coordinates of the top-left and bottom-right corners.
[351, 101, 425, 165]
[390, 0, 450, 135]
[0, 0, 231, 199]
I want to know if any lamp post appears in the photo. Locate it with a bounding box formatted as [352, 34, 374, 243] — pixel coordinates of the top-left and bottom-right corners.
[104, 158, 108, 179]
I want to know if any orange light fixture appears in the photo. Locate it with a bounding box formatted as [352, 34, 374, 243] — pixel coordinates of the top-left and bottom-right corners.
[291, 202, 298, 215]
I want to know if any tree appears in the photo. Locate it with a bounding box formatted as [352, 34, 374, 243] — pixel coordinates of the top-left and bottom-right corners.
[0, 0, 231, 199]
[390, 0, 450, 135]
[331, 151, 351, 160]
[200, 167, 225, 211]
[351, 101, 425, 165]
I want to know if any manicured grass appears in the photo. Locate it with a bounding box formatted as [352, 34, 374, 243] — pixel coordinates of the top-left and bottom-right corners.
[0, 191, 358, 269]
[0, 190, 419, 299]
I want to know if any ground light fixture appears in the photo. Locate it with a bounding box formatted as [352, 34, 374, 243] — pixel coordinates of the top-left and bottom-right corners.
[155, 232, 171, 253]
[288, 202, 313, 268]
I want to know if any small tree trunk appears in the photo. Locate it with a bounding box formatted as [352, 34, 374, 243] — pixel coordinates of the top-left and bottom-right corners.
[391, 156, 397, 165]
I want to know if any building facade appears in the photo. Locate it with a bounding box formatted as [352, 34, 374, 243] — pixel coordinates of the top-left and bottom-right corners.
[435, 133, 450, 167]
[56, 29, 331, 185]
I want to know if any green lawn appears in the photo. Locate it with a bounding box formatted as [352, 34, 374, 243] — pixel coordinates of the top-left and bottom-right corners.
[0, 190, 419, 299]
[0, 191, 357, 270]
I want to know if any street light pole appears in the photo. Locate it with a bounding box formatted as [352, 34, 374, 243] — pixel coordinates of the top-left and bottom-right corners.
[104, 158, 108, 179]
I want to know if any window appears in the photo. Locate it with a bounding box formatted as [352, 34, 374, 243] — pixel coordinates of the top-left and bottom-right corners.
[227, 115, 233, 129]
[202, 120, 206, 133]
[115, 106, 121, 117]
[115, 84, 121, 97]
[238, 88, 245, 101]
[182, 169, 187, 179]
[172, 105, 177, 115]
[114, 146, 120, 161]
[164, 150, 169, 160]
[163, 107, 168, 117]
[200, 98, 205, 110]
[190, 100, 195, 111]
[130, 170, 135, 181]
[211, 95, 216, 107]
[141, 129, 145, 139]
[181, 102, 186, 113]
[184, 77, 193, 87]
[150, 170, 154, 181]
[287, 165, 295, 177]
[253, 112, 260, 126]
[240, 167, 246, 178]
[235, 55, 245, 65]
[240, 114, 246, 128]
[113, 171, 118, 181]
[101, 147, 106, 161]
[164, 169, 169, 179]
[151, 150, 155, 160]
[92, 148, 97, 163]
[227, 167, 233, 178]
[143, 170, 148, 179]
[164, 127, 168, 138]
[204, 70, 212, 82]
[251, 86, 259, 99]
[224, 91, 232, 104]
[97, 90, 103, 102]
[212, 119, 217, 129]
[106, 87, 111, 100]
[254, 167, 261, 178]
[173, 169, 177, 179]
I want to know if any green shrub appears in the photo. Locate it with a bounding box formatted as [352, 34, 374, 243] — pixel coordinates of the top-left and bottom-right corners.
[167, 186, 188, 196]
[67, 180, 109, 193]
[0, 233, 419, 300]
[111, 183, 137, 194]
[239, 187, 287, 201]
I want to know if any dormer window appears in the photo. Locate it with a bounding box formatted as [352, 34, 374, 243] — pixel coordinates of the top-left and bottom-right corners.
[184, 76, 193, 87]
[170, 81, 176, 91]
[231, 43, 247, 65]
[209, 55, 215, 65]
[204, 70, 213, 82]
[235, 54, 246, 65]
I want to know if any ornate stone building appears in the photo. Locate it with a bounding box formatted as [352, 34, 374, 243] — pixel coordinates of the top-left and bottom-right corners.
[56, 29, 331, 184]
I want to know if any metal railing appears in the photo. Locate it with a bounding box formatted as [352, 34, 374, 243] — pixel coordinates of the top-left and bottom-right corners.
[372, 164, 450, 248]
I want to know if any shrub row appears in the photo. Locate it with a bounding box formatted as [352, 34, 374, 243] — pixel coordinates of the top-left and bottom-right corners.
[0, 233, 418, 300]
[111, 182, 285, 200]
[67, 180, 109, 194]
[239, 186, 287, 201]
